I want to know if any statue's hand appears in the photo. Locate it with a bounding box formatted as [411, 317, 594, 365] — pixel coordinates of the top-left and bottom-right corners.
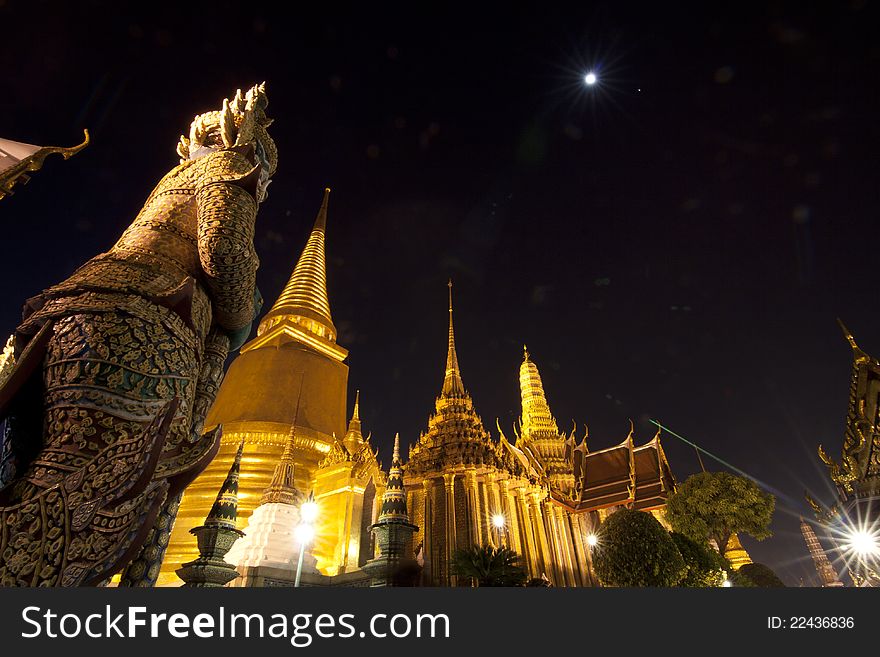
[252, 286, 264, 320]
[225, 287, 263, 351]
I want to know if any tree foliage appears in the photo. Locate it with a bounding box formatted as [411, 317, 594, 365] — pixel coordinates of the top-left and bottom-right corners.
[736, 563, 786, 587]
[450, 545, 528, 587]
[665, 471, 775, 555]
[592, 508, 686, 587]
[670, 532, 727, 587]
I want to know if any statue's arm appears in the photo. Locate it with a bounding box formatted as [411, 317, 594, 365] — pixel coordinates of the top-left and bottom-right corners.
[195, 150, 261, 333]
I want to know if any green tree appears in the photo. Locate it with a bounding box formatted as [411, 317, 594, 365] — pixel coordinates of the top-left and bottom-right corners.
[670, 532, 727, 587]
[592, 508, 687, 587]
[450, 545, 528, 587]
[736, 563, 786, 587]
[665, 471, 775, 556]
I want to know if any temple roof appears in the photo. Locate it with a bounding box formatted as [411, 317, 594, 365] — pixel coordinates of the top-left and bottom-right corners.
[551, 430, 675, 513]
[404, 283, 522, 477]
[816, 320, 880, 499]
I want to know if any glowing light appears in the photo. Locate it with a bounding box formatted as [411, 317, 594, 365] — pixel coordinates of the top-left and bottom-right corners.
[295, 523, 315, 545]
[722, 579, 732, 588]
[846, 530, 879, 557]
[492, 514, 506, 529]
[586, 534, 598, 547]
[300, 500, 319, 523]
[584, 72, 597, 85]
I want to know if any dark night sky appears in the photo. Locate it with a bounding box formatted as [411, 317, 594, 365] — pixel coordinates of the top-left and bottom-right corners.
[2, 1, 879, 585]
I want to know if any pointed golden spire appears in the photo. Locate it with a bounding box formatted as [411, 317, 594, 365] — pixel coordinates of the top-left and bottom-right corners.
[377, 433, 409, 523]
[261, 375, 306, 505]
[343, 389, 365, 454]
[442, 279, 465, 396]
[519, 348, 559, 439]
[261, 187, 336, 340]
[392, 432, 401, 463]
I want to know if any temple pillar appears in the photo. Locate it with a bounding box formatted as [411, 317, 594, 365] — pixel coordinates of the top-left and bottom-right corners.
[443, 473, 457, 585]
[502, 480, 523, 556]
[554, 505, 576, 587]
[530, 490, 553, 581]
[465, 470, 480, 546]
[570, 513, 590, 586]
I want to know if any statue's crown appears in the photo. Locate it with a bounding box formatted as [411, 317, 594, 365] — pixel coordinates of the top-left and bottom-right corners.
[177, 82, 277, 174]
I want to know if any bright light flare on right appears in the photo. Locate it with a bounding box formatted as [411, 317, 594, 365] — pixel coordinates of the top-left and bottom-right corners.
[847, 529, 880, 557]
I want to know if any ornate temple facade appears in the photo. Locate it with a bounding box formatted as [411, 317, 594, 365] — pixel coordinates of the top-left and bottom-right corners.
[401, 291, 677, 586]
[160, 190, 678, 587]
[808, 322, 880, 586]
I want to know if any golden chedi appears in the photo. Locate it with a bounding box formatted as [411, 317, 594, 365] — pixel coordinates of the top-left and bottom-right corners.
[161, 188, 349, 584]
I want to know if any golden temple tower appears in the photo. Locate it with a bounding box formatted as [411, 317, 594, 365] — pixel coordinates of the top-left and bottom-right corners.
[800, 517, 843, 587]
[402, 282, 555, 585]
[311, 392, 385, 575]
[720, 534, 752, 570]
[160, 188, 349, 584]
[517, 347, 575, 496]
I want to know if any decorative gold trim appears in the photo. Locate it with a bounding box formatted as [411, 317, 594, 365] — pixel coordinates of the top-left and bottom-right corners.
[0, 130, 89, 200]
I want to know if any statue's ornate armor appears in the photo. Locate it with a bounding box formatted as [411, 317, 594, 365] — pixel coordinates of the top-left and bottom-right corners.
[0, 86, 273, 586]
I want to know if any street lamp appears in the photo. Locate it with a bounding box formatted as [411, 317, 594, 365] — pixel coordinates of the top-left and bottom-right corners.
[586, 533, 598, 548]
[295, 493, 318, 587]
[491, 513, 506, 547]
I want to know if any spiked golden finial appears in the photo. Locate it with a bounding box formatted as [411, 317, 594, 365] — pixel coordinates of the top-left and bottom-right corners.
[523, 344, 529, 361]
[392, 432, 401, 463]
[442, 279, 465, 396]
[261, 188, 336, 339]
[353, 389, 360, 421]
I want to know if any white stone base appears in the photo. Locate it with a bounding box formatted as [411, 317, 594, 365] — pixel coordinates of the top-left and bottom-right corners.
[226, 502, 319, 575]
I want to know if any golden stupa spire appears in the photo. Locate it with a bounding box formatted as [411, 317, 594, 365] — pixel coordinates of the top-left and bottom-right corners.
[261, 187, 336, 340]
[519, 347, 559, 439]
[442, 279, 465, 396]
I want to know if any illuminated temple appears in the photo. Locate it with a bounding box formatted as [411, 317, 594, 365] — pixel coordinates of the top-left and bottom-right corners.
[159, 190, 681, 586]
[807, 322, 880, 586]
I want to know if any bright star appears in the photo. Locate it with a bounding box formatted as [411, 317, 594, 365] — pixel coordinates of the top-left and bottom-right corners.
[585, 72, 597, 85]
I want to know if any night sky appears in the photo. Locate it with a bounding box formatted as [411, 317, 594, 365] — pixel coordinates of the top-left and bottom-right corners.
[3, 1, 879, 585]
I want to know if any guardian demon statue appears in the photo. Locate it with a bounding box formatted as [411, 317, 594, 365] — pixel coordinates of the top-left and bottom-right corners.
[0, 84, 276, 586]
